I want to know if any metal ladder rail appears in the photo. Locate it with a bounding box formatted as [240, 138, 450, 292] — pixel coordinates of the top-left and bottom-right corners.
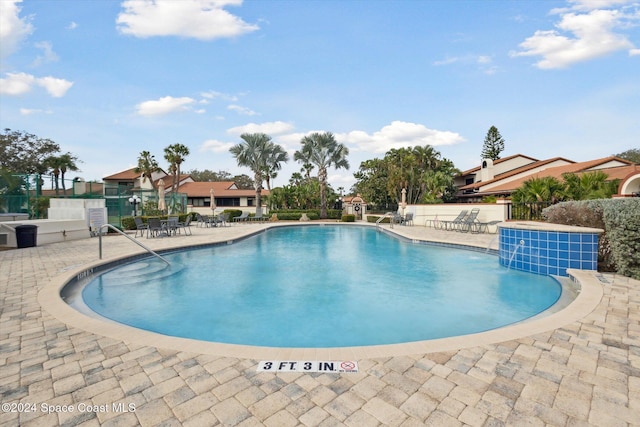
[98, 224, 170, 266]
[376, 212, 395, 230]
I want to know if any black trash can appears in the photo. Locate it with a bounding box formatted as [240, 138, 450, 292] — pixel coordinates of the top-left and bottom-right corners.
[15, 225, 38, 248]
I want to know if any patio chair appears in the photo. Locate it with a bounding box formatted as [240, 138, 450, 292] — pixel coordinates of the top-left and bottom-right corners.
[146, 217, 165, 238]
[474, 220, 502, 234]
[251, 212, 267, 222]
[133, 216, 148, 238]
[233, 211, 249, 223]
[439, 210, 468, 231]
[402, 212, 414, 226]
[217, 213, 229, 227]
[176, 216, 193, 235]
[166, 216, 180, 235]
[458, 208, 480, 233]
[391, 213, 403, 225]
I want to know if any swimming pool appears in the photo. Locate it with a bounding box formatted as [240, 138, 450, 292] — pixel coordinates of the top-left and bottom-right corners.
[81, 225, 561, 348]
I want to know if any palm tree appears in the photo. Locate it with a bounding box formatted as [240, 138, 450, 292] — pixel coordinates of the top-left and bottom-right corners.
[262, 143, 289, 192]
[294, 132, 349, 219]
[229, 133, 274, 216]
[562, 171, 617, 200]
[44, 155, 65, 194]
[134, 151, 162, 190]
[164, 143, 190, 194]
[512, 176, 565, 204]
[58, 152, 80, 193]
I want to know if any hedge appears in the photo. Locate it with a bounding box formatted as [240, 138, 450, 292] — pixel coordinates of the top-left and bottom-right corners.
[543, 198, 640, 279]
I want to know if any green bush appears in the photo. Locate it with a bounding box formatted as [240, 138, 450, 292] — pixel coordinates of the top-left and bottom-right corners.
[341, 214, 356, 222]
[543, 199, 640, 278]
[602, 199, 640, 280]
[270, 209, 342, 219]
[224, 209, 243, 221]
[121, 214, 190, 231]
[274, 212, 320, 220]
[366, 215, 390, 223]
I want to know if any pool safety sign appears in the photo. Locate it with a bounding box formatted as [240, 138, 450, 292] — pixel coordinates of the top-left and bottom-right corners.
[257, 360, 358, 373]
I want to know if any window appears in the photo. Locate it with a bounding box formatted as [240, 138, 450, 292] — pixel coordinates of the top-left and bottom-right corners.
[218, 198, 240, 207]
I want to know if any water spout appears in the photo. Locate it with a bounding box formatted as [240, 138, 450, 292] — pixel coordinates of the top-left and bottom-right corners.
[508, 240, 525, 270]
[485, 235, 498, 253]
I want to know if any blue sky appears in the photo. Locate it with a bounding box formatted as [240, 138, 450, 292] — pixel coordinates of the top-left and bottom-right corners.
[1, 0, 639, 190]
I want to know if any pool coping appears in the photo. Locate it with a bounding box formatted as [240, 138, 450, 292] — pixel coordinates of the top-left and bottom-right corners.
[38, 222, 604, 360]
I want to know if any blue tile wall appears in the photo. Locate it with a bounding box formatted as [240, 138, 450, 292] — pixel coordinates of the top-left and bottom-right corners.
[499, 226, 599, 276]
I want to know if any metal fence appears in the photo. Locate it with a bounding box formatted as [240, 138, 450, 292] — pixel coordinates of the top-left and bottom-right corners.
[510, 202, 553, 221]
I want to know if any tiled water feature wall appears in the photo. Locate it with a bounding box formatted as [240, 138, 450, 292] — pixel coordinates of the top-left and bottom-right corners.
[498, 222, 603, 277]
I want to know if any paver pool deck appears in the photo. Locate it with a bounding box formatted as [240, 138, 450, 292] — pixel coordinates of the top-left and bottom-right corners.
[1, 221, 638, 426]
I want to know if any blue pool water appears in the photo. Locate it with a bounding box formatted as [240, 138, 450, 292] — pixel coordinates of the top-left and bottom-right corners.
[82, 225, 562, 348]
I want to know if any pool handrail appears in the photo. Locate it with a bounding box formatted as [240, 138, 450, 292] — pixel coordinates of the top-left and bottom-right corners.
[98, 224, 170, 266]
[377, 212, 396, 229]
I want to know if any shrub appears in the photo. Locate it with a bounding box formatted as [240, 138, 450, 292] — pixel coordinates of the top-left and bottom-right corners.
[341, 214, 356, 222]
[224, 209, 243, 221]
[366, 215, 390, 223]
[602, 199, 640, 280]
[275, 212, 320, 220]
[543, 199, 640, 278]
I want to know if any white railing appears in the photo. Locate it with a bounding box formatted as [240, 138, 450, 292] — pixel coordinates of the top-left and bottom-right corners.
[98, 224, 170, 265]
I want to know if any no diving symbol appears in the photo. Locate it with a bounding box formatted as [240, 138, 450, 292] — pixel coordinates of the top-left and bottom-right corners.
[340, 361, 356, 371]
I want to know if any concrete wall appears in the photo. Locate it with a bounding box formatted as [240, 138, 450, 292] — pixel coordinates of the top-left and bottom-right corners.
[390, 202, 509, 228]
[0, 219, 90, 248]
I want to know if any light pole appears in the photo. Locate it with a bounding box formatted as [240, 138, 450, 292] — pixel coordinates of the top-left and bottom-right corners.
[129, 194, 141, 216]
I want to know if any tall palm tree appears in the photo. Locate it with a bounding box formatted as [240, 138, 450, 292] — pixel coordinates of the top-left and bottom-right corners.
[229, 133, 274, 216]
[44, 155, 65, 194]
[164, 143, 190, 194]
[262, 143, 289, 192]
[134, 151, 162, 190]
[58, 152, 80, 193]
[294, 132, 349, 219]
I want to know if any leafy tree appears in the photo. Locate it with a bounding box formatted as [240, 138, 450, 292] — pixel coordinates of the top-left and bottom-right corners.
[294, 132, 349, 219]
[134, 151, 162, 189]
[187, 169, 254, 189]
[164, 143, 190, 195]
[614, 148, 640, 164]
[352, 158, 392, 210]
[481, 125, 505, 160]
[0, 129, 61, 190]
[353, 145, 456, 209]
[230, 133, 274, 216]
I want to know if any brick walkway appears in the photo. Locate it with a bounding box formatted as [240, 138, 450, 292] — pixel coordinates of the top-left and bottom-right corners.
[1, 222, 638, 426]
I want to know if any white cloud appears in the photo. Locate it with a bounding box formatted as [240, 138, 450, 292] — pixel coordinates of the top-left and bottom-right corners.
[116, 0, 259, 40]
[36, 76, 73, 97]
[20, 108, 52, 115]
[67, 21, 78, 30]
[135, 96, 195, 116]
[0, 72, 35, 95]
[337, 121, 465, 154]
[630, 48, 640, 55]
[227, 121, 295, 136]
[511, 3, 639, 69]
[32, 41, 59, 67]
[227, 104, 257, 116]
[200, 90, 238, 101]
[0, 0, 33, 60]
[0, 72, 73, 97]
[200, 138, 235, 153]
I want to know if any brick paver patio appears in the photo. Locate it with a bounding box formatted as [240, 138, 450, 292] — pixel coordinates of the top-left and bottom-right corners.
[1, 222, 638, 426]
